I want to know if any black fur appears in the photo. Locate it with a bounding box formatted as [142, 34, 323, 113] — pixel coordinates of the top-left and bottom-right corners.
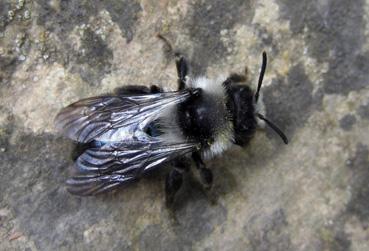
[176, 53, 188, 90]
[225, 85, 257, 146]
[175, 78, 257, 148]
[177, 89, 221, 146]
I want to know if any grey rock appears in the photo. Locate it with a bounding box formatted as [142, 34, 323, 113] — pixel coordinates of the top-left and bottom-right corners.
[340, 114, 357, 131]
[358, 102, 369, 120]
[1, 0, 369, 250]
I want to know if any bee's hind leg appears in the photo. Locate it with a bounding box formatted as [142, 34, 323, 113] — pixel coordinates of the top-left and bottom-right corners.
[191, 152, 218, 205]
[165, 159, 188, 207]
[157, 34, 188, 90]
[192, 152, 213, 189]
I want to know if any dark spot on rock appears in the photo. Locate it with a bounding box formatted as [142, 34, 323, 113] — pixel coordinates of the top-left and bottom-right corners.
[0, 56, 18, 85]
[254, 24, 275, 50]
[139, 224, 186, 251]
[331, 230, 352, 251]
[244, 209, 292, 251]
[36, 1, 141, 84]
[36, 1, 114, 84]
[0, 106, 14, 149]
[0, 1, 10, 17]
[276, 0, 369, 95]
[211, 158, 239, 197]
[0, 133, 73, 198]
[186, 0, 254, 75]
[15, 188, 85, 250]
[0, 1, 11, 32]
[112, 241, 132, 251]
[3, 132, 141, 250]
[357, 102, 369, 120]
[36, 0, 142, 54]
[73, 28, 113, 85]
[339, 114, 356, 131]
[103, 0, 142, 43]
[263, 64, 318, 142]
[171, 176, 227, 243]
[318, 227, 351, 251]
[0, 1, 32, 33]
[312, 87, 324, 109]
[323, 51, 369, 95]
[346, 143, 369, 223]
[36, 0, 98, 36]
[0, 132, 111, 250]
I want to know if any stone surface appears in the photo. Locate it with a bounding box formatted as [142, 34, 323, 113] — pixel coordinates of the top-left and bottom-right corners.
[1, 0, 369, 250]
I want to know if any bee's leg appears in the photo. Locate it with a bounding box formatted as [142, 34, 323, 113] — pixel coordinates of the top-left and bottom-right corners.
[192, 152, 213, 189]
[165, 160, 188, 207]
[114, 85, 161, 95]
[175, 53, 188, 90]
[157, 34, 188, 90]
[114, 85, 151, 95]
[150, 85, 162, 93]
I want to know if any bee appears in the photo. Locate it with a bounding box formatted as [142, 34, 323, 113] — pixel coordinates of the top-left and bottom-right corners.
[55, 35, 288, 205]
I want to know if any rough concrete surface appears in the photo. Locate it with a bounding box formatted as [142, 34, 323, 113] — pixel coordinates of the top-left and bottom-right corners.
[1, 0, 369, 250]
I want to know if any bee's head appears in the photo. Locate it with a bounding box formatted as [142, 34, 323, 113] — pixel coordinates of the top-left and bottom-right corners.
[225, 52, 288, 146]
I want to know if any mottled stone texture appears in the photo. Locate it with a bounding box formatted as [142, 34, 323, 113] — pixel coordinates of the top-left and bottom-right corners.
[0, 0, 369, 250]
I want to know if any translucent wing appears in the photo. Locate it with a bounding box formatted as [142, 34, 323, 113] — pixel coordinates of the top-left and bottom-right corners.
[55, 90, 196, 143]
[66, 139, 198, 196]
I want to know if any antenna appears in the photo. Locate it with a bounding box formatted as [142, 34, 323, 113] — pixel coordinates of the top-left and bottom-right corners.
[257, 113, 288, 144]
[254, 51, 267, 103]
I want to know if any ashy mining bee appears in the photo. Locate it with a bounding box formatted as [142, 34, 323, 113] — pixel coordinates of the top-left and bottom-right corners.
[55, 35, 288, 205]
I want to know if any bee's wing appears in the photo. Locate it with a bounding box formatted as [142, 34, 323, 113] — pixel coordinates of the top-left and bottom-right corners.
[66, 139, 198, 196]
[55, 90, 195, 143]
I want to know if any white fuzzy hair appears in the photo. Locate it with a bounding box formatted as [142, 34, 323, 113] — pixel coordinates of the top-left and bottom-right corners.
[189, 76, 234, 159]
[158, 76, 234, 160]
